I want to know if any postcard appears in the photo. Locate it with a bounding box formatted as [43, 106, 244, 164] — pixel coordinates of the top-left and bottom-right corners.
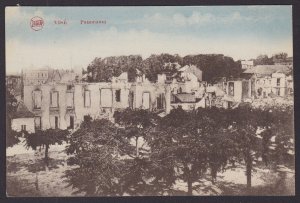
[5, 6, 294, 197]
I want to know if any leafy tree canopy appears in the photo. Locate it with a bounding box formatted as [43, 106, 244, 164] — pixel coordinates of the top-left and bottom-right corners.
[84, 53, 242, 83]
[6, 89, 20, 148]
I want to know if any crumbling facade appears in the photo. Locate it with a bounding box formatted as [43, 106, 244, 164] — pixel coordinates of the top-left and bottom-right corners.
[22, 73, 171, 130]
[14, 63, 294, 132]
[23, 81, 132, 130]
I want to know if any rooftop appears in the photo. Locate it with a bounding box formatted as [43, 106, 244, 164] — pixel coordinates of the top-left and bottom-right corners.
[177, 65, 203, 81]
[243, 65, 291, 75]
[173, 93, 196, 103]
[12, 102, 35, 118]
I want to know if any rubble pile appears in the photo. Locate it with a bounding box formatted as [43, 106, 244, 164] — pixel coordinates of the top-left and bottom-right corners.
[250, 96, 294, 109]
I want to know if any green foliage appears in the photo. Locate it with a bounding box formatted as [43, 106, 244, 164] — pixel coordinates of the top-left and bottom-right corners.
[142, 53, 183, 82]
[113, 109, 161, 193]
[182, 54, 241, 82]
[114, 108, 157, 131]
[25, 129, 69, 150]
[253, 54, 274, 66]
[65, 119, 130, 196]
[24, 129, 69, 161]
[6, 89, 18, 116]
[6, 124, 21, 148]
[225, 104, 294, 188]
[272, 52, 288, 62]
[114, 108, 158, 157]
[84, 53, 242, 83]
[150, 107, 236, 194]
[64, 105, 294, 195]
[86, 55, 143, 82]
[6, 89, 19, 148]
[260, 106, 294, 166]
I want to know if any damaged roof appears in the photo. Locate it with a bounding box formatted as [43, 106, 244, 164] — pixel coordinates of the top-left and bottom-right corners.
[174, 93, 196, 103]
[243, 65, 291, 75]
[12, 102, 35, 118]
[178, 65, 203, 81]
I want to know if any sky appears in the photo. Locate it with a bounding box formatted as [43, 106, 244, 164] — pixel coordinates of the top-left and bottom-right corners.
[6, 6, 293, 74]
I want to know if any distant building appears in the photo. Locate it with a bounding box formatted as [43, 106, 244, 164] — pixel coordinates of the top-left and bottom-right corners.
[205, 84, 227, 108]
[11, 102, 35, 134]
[157, 65, 207, 111]
[6, 75, 21, 89]
[241, 60, 254, 70]
[47, 69, 81, 84]
[222, 79, 252, 108]
[165, 65, 203, 96]
[6, 75, 22, 101]
[243, 65, 292, 98]
[23, 68, 49, 85]
[23, 68, 81, 85]
[176, 65, 203, 82]
[286, 75, 294, 95]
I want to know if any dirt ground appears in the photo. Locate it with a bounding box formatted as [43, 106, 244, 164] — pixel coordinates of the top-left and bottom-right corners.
[6, 143, 295, 197]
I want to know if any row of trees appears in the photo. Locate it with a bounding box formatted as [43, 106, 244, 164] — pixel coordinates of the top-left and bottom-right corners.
[7, 87, 293, 195]
[62, 105, 293, 196]
[253, 52, 290, 66]
[84, 52, 291, 84]
[85, 53, 242, 83]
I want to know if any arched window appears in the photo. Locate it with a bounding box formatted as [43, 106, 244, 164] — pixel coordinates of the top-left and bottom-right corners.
[178, 87, 182, 93]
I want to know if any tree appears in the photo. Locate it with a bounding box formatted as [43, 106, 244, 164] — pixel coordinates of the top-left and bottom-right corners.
[86, 55, 143, 82]
[65, 118, 130, 196]
[161, 109, 199, 195]
[6, 89, 20, 148]
[227, 105, 277, 189]
[142, 53, 183, 82]
[113, 108, 163, 195]
[149, 109, 200, 195]
[114, 108, 158, 158]
[259, 106, 294, 167]
[24, 129, 69, 162]
[149, 107, 234, 195]
[84, 53, 242, 83]
[195, 107, 235, 184]
[272, 52, 288, 62]
[182, 54, 241, 82]
[6, 124, 20, 148]
[253, 54, 274, 65]
[65, 112, 162, 196]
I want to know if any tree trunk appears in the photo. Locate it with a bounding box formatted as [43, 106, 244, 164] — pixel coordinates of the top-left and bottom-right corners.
[245, 152, 252, 189]
[35, 172, 39, 191]
[119, 183, 124, 196]
[211, 169, 216, 184]
[135, 137, 139, 157]
[187, 178, 193, 195]
[86, 182, 96, 196]
[183, 164, 193, 195]
[45, 144, 49, 161]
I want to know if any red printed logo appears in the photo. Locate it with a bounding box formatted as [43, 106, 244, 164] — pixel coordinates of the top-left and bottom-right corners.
[30, 16, 44, 31]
